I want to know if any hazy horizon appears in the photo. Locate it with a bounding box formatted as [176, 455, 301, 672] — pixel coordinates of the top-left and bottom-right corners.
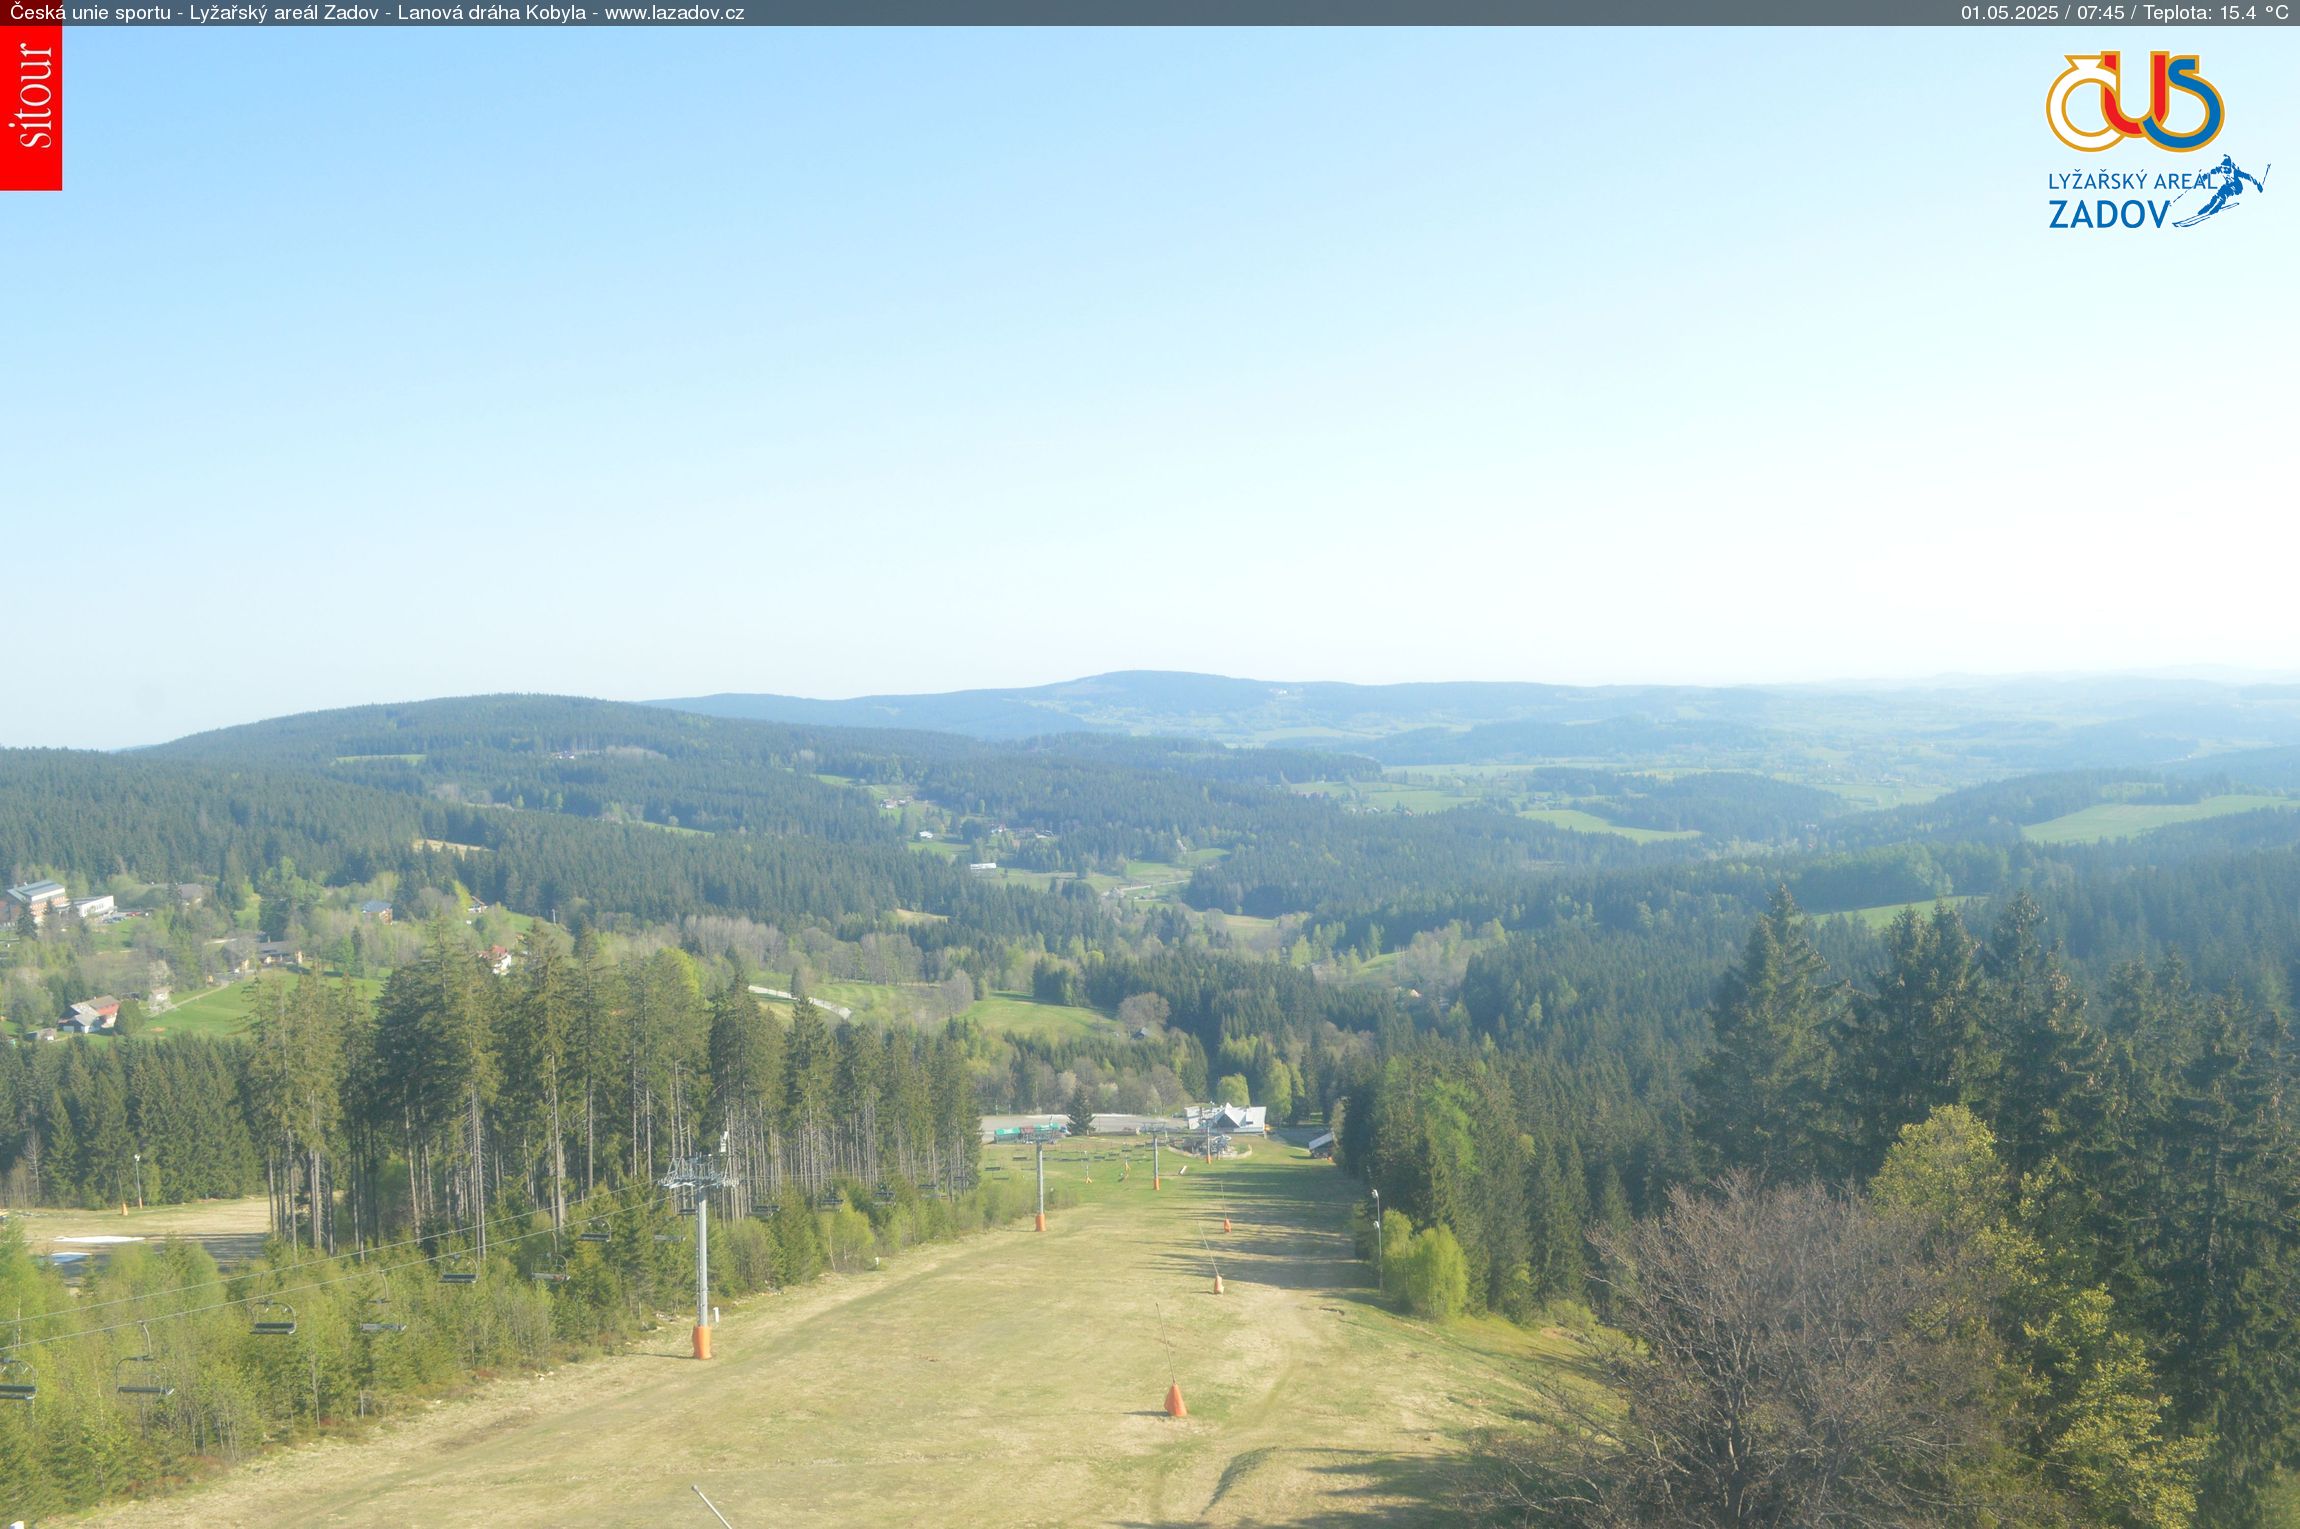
[6, 660, 2291, 754]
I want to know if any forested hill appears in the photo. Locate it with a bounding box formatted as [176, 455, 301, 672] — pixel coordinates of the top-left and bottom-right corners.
[10, 689, 2300, 1520]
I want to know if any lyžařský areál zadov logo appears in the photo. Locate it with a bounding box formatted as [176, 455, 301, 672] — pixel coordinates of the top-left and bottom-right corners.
[2047, 51, 2269, 230]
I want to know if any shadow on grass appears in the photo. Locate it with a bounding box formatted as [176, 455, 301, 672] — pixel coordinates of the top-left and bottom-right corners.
[1114, 1445, 1496, 1528]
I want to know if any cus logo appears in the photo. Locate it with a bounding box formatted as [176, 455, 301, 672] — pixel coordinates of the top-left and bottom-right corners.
[2048, 52, 2224, 153]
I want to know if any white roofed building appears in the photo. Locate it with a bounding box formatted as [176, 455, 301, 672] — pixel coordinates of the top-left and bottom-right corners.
[1184, 1102, 1269, 1134]
[7, 881, 69, 925]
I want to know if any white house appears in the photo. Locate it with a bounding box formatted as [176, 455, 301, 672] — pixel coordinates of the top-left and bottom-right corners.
[72, 894, 115, 920]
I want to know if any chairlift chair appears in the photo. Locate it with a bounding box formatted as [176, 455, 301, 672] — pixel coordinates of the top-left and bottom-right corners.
[116, 1356, 175, 1399]
[359, 1296, 407, 1335]
[0, 1356, 34, 1402]
[251, 1300, 297, 1337]
[577, 1225, 612, 1244]
[440, 1249, 479, 1286]
[117, 1324, 175, 1397]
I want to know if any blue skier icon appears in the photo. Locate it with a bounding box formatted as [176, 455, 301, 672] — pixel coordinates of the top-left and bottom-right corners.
[2174, 156, 2270, 227]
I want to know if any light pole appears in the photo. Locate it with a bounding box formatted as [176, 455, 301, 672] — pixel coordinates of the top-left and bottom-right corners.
[1371, 1189, 1383, 1298]
[659, 1132, 738, 1361]
[133, 1153, 143, 1209]
[1034, 1137, 1047, 1232]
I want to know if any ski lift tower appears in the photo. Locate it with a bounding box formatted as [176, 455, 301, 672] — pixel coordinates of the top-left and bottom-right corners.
[661, 1132, 739, 1360]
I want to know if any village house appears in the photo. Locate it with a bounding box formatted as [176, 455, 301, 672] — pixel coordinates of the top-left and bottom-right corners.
[63, 996, 121, 1033]
[359, 899, 393, 922]
[487, 944, 515, 976]
[72, 893, 116, 920]
[258, 941, 304, 968]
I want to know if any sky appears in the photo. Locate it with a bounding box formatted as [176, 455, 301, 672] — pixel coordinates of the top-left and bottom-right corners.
[3, 26, 2295, 748]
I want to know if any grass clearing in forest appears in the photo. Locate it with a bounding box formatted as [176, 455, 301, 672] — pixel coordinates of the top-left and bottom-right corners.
[9, 1195, 271, 1268]
[1519, 807, 1699, 844]
[1814, 781, 1952, 810]
[72, 1145, 1578, 1529]
[958, 991, 1116, 1041]
[1825, 894, 1984, 931]
[145, 976, 383, 1040]
[1296, 778, 1474, 814]
[143, 982, 266, 1038]
[2020, 794, 2295, 845]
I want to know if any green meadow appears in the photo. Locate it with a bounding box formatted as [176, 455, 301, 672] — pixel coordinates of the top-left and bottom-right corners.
[2021, 794, 2295, 846]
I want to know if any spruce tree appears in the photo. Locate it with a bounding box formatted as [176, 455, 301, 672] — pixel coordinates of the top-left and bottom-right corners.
[1693, 887, 1839, 1179]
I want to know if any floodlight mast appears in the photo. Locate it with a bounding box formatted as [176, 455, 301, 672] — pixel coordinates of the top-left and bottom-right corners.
[660, 1146, 739, 1360]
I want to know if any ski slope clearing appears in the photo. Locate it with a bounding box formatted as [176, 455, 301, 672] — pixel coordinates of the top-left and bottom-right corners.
[71, 1143, 1575, 1528]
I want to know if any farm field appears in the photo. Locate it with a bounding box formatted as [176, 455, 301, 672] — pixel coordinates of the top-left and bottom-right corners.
[69, 1144, 1573, 1529]
[2020, 793, 2295, 845]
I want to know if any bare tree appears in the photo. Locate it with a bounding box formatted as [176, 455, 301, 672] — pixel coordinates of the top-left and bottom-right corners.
[1495, 1174, 2014, 1528]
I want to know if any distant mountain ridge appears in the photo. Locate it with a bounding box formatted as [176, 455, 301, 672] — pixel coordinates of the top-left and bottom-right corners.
[652, 670, 1770, 745]
[650, 669, 2300, 777]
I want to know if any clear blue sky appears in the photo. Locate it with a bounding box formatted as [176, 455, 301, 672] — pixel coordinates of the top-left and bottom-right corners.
[3, 27, 2293, 747]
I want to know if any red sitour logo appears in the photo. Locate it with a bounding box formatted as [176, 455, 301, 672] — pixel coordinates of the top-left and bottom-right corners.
[3, 26, 61, 192]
